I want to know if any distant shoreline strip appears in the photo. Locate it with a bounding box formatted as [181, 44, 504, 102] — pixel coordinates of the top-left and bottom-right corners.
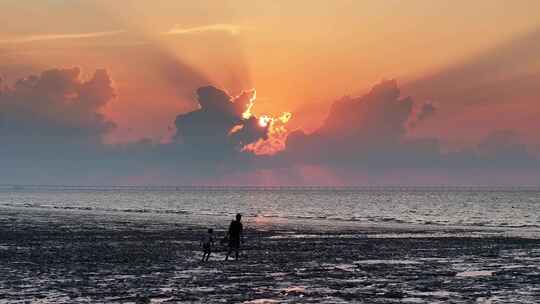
[1, 184, 540, 192]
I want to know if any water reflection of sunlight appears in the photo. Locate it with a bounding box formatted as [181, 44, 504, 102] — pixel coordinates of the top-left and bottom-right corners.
[251, 214, 287, 230]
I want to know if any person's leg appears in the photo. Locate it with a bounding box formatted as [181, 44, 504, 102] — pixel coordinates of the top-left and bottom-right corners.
[234, 240, 240, 260]
[225, 247, 231, 260]
[206, 250, 211, 261]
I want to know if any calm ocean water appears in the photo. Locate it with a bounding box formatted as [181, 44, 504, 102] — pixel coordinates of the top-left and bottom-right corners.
[0, 189, 539, 230]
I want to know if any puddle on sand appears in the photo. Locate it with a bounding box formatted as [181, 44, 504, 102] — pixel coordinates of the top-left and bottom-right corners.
[455, 270, 495, 277]
[243, 299, 280, 304]
[401, 298, 425, 303]
[355, 259, 422, 265]
[282, 286, 306, 293]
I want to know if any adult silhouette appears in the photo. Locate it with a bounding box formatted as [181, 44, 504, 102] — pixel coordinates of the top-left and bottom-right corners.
[225, 213, 244, 261]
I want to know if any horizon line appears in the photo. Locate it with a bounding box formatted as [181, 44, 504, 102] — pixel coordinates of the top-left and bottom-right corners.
[1, 184, 540, 192]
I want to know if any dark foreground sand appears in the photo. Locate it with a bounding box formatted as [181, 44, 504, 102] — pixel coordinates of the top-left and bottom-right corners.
[0, 207, 539, 303]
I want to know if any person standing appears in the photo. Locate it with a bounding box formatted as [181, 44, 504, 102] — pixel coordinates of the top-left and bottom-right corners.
[225, 213, 244, 261]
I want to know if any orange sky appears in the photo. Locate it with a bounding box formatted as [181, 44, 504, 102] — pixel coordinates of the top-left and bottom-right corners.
[1, 0, 540, 146]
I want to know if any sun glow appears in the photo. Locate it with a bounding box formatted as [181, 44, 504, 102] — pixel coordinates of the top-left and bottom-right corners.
[258, 115, 272, 127]
[258, 112, 292, 128]
[235, 89, 293, 155]
[241, 90, 256, 119]
[244, 111, 293, 155]
[228, 124, 244, 135]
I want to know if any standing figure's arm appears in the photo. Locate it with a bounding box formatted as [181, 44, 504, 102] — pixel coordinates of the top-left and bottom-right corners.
[240, 224, 244, 243]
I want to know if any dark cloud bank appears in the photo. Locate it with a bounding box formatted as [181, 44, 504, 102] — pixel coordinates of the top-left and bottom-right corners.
[1, 67, 539, 185]
[175, 86, 267, 155]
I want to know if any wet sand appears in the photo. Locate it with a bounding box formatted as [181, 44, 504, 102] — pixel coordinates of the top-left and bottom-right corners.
[1, 207, 539, 303]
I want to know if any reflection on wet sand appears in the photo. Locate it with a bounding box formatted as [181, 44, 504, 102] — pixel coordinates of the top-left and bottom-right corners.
[0, 207, 539, 303]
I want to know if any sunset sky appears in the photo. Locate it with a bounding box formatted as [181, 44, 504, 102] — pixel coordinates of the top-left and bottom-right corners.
[1, 1, 540, 185]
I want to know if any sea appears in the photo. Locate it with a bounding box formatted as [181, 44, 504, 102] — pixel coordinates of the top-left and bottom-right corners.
[0, 187, 539, 235]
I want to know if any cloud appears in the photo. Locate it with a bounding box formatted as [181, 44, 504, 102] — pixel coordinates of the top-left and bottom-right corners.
[408, 101, 436, 128]
[174, 86, 268, 157]
[1, 68, 540, 186]
[0, 30, 126, 44]
[163, 24, 245, 36]
[277, 79, 540, 185]
[0, 67, 116, 141]
[320, 79, 412, 142]
[477, 129, 529, 160]
[415, 102, 436, 122]
[285, 79, 416, 162]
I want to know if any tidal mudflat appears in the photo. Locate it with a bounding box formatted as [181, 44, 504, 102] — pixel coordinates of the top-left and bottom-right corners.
[0, 207, 539, 303]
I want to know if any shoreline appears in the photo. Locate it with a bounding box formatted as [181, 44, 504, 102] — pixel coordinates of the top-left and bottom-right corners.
[2, 204, 540, 239]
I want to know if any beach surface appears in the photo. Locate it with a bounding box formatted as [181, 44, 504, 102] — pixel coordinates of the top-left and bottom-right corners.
[1, 206, 539, 303]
